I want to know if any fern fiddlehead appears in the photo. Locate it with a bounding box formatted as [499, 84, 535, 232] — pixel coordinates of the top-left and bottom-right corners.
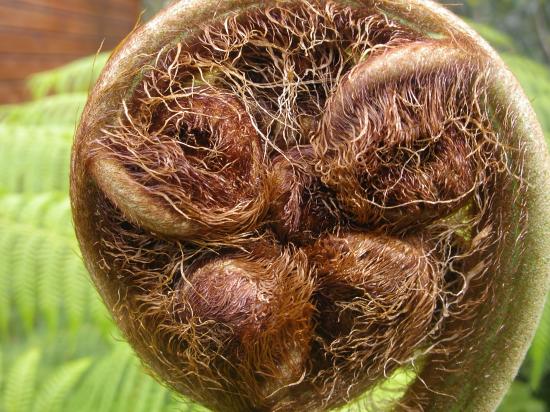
[70, 1, 550, 411]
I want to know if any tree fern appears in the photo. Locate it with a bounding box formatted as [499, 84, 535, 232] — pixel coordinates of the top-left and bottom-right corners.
[0, 195, 73, 237]
[0, 345, 3, 390]
[88, 286, 116, 338]
[3, 348, 41, 412]
[27, 53, 110, 99]
[0, 125, 74, 142]
[31, 358, 91, 412]
[147, 385, 169, 412]
[40, 197, 73, 238]
[64, 342, 181, 412]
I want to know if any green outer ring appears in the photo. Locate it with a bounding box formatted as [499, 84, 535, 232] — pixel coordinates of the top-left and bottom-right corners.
[385, 2, 550, 410]
[72, 0, 550, 410]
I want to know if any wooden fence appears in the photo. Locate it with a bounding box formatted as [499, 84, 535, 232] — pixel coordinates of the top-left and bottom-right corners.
[0, 0, 139, 103]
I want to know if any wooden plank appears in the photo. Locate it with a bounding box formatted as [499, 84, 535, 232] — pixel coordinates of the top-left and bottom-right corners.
[0, 0, 139, 104]
[18, 0, 140, 21]
[0, 29, 132, 55]
[0, 80, 30, 104]
[0, 54, 83, 80]
[0, 3, 135, 37]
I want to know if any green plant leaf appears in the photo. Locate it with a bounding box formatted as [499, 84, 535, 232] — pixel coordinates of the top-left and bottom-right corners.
[0, 126, 73, 193]
[3, 348, 41, 412]
[498, 381, 546, 412]
[0, 94, 87, 126]
[32, 358, 91, 412]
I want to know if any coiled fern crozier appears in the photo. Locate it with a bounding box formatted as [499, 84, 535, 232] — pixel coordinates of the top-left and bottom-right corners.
[70, 1, 550, 411]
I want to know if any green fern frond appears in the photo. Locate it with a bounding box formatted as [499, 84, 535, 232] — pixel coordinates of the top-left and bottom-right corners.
[27, 53, 110, 99]
[40, 197, 74, 237]
[132, 377, 160, 412]
[62, 254, 93, 334]
[66, 343, 133, 412]
[11, 225, 42, 333]
[0, 197, 76, 334]
[148, 386, 169, 412]
[0, 227, 14, 336]
[0, 93, 87, 126]
[111, 355, 141, 412]
[31, 358, 91, 412]
[0, 194, 72, 234]
[0, 126, 73, 193]
[61, 341, 184, 412]
[3, 348, 41, 412]
[0, 125, 74, 142]
[0, 196, 109, 336]
[96, 345, 135, 412]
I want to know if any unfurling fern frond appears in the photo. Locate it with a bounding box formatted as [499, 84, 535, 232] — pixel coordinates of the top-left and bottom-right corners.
[69, 2, 549, 410]
[501, 50, 550, 393]
[27, 53, 109, 99]
[0, 14, 547, 412]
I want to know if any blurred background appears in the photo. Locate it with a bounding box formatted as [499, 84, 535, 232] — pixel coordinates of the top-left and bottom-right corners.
[0, 0, 548, 411]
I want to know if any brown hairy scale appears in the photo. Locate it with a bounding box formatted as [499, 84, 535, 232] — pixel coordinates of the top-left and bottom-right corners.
[71, 1, 528, 411]
[313, 42, 496, 231]
[305, 232, 441, 401]
[269, 145, 341, 243]
[92, 87, 269, 241]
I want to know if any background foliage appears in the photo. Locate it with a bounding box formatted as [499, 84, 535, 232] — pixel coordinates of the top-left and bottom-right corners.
[0, 3, 548, 411]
